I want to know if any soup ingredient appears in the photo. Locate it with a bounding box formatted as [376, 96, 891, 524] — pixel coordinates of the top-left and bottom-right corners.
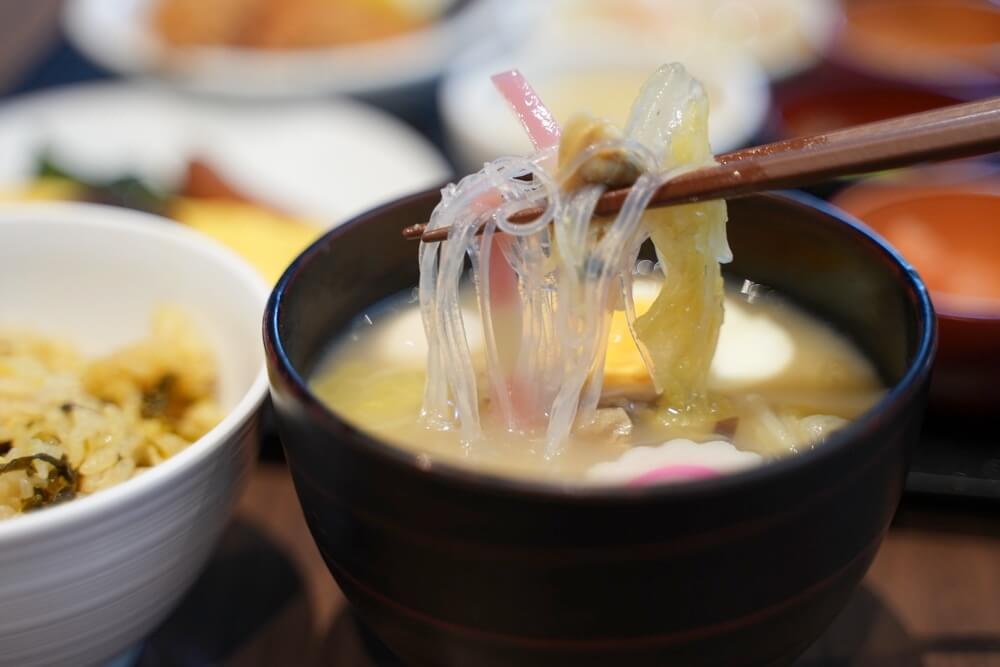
[491, 69, 562, 152]
[374, 304, 484, 367]
[586, 439, 763, 486]
[558, 114, 643, 189]
[603, 281, 796, 397]
[710, 299, 794, 385]
[602, 279, 660, 398]
[418, 63, 731, 452]
[488, 69, 561, 430]
[313, 283, 883, 483]
[0, 308, 221, 519]
[626, 65, 730, 413]
[732, 396, 849, 456]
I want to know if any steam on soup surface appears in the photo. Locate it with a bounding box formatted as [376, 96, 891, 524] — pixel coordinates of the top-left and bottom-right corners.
[311, 278, 884, 484]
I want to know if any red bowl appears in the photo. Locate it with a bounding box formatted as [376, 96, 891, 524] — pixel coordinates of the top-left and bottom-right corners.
[769, 64, 962, 141]
[829, 0, 1000, 99]
[833, 163, 1000, 415]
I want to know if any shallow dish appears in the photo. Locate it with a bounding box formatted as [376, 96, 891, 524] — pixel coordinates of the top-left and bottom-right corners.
[440, 45, 770, 172]
[0, 203, 270, 666]
[501, 0, 841, 83]
[266, 190, 934, 666]
[0, 82, 450, 224]
[63, 0, 515, 99]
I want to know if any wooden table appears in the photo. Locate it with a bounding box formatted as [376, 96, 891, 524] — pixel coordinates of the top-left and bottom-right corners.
[133, 461, 1000, 666]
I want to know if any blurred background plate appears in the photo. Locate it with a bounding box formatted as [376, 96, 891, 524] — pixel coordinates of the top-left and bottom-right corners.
[532, 0, 842, 83]
[829, 0, 1000, 98]
[0, 81, 450, 224]
[62, 0, 520, 98]
[441, 43, 771, 173]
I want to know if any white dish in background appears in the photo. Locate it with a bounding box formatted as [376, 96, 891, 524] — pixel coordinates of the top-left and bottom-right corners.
[542, 0, 841, 82]
[0, 82, 451, 225]
[63, 0, 519, 98]
[440, 44, 771, 173]
[0, 203, 270, 667]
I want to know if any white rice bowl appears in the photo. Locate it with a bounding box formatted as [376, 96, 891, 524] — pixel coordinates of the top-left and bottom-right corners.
[0, 203, 269, 666]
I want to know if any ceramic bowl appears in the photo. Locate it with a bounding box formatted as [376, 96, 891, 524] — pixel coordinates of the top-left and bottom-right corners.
[63, 0, 515, 99]
[266, 191, 934, 666]
[440, 44, 770, 173]
[768, 66, 962, 141]
[0, 203, 270, 666]
[829, 0, 1000, 99]
[832, 163, 1000, 415]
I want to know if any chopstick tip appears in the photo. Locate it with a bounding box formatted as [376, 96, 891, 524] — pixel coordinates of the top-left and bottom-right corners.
[401, 223, 426, 241]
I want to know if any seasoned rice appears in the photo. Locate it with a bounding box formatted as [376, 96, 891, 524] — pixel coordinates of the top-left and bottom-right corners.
[0, 308, 221, 519]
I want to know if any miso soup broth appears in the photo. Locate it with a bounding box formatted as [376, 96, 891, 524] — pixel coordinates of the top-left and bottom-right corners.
[311, 279, 884, 484]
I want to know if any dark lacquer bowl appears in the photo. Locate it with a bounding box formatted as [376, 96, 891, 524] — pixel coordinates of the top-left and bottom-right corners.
[265, 191, 935, 667]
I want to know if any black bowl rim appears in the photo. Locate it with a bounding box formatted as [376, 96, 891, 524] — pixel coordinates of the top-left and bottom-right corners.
[264, 189, 936, 504]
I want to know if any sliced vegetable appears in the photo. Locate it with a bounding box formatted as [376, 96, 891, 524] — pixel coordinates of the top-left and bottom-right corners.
[34, 151, 170, 216]
[491, 69, 562, 150]
[0, 453, 78, 510]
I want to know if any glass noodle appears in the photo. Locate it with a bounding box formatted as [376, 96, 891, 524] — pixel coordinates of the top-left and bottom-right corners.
[418, 64, 730, 455]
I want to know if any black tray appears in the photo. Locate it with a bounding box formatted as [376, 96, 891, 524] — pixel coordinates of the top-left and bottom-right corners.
[906, 414, 1000, 499]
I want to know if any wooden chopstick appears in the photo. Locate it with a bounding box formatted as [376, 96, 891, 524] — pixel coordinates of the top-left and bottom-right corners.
[403, 97, 1000, 243]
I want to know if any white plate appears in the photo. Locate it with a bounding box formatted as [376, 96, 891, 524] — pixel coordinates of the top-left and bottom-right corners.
[539, 0, 841, 82]
[0, 82, 451, 224]
[440, 43, 771, 173]
[62, 0, 516, 98]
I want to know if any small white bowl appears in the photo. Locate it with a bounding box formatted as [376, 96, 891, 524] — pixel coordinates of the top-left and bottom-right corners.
[0, 203, 270, 666]
[440, 43, 771, 173]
